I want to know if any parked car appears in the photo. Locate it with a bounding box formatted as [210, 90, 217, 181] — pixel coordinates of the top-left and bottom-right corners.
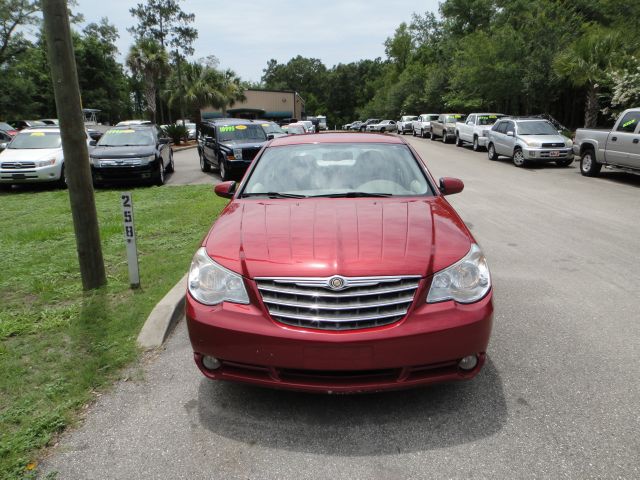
[187, 133, 493, 393]
[358, 118, 381, 132]
[183, 122, 197, 140]
[412, 114, 439, 138]
[197, 119, 268, 181]
[573, 108, 640, 176]
[90, 125, 173, 186]
[397, 115, 418, 135]
[0, 127, 93, 187]
[86, 129, 103, 142]
[259, 121, 288, 139]
[10, 120, 46, 131]
[299, 120, 315, 133]
[0, 122, 18, 136]
[283, 123, 307, 135]
[39, 119, 59, 125]
[348, 121, 364, 131]
[486, 117, 574, 167]
[366, 120, 397, 133]
[455, 113, 505, 151]
[431, 114, 467, 143]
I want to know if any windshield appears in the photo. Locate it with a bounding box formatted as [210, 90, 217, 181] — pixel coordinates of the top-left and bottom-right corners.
[218, 124, 266, 143]
[518, 121, 558, 135]
[403, 116, 417, 122]
[477, 115, 504, 126]
[242, 143, 432, 197]
[286, 125, 306, 134]
[446, 115, 466, 123]
[98, 129, 155, 146]
[261, 123, 286, 135]
[428, 115, 439, 121]
[9, 131, 61, 149]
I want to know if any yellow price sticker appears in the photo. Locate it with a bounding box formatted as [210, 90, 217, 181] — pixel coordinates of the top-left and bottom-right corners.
[30, 132, 45, 136]
[261, 124, 270, 127]
[235, 125, 247, 130]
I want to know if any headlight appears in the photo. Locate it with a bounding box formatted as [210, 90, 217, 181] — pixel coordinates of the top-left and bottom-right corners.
[523, 139, 540, 147]
[482, 129, 490, 137]
[36, 158, 56, 167]
[188, 247, 249, 305]
[232, 148, 243, 160]
[427, 244, 491, 304]
[141, 155, 155, 165]
[564, 138, 573, 148]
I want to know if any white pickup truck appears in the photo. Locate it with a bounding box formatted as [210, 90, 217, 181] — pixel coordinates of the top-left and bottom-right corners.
[573, 108, 640, 176]
[455, 113, 505, 151]
[412, 114, 439, 138]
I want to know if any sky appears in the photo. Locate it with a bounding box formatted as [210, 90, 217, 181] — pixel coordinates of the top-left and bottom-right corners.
[73, 0, 440, 82]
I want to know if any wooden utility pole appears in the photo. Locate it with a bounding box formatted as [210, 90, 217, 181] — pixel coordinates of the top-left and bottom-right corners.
[42, 0, 107, 290]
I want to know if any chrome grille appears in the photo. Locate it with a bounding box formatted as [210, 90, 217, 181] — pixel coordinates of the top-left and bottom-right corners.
[542, 142, 565, 148]
[1, 162, 36, 169]
[256, 276, 420, 330]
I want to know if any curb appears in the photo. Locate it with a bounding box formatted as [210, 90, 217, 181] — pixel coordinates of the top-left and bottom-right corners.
[137, 273, 187, 350]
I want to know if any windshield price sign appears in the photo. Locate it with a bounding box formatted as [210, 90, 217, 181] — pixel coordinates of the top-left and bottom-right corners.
[121, 192, 140, 288]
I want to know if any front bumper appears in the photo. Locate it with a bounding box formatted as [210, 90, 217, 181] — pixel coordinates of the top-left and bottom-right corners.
[91, 161, 158, 184]
[0, 163, 62, 183]
[186, 280, 493, 393]
[477, 136, 489, 147]
[522, 147, 574, 162]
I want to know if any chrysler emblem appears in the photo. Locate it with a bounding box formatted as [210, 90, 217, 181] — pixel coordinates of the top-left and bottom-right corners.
[328, 276, 346, 290]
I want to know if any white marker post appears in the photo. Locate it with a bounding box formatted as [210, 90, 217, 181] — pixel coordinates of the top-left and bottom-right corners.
[121, 192, 140, 289]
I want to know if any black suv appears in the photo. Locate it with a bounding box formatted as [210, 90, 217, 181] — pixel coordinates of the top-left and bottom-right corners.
[198, 119, 269, 181]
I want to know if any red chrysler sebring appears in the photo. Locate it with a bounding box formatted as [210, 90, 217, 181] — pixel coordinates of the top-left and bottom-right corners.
[186, 133, 493, 393]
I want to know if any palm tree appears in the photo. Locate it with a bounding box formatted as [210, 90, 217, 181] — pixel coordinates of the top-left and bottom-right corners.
[164, 63, 246, 122]
[554, 26, 623, 128]
[126, 38, 168, 123]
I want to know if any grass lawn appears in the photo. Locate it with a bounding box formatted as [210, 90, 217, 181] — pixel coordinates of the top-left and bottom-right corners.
[0, 184, 227, 479]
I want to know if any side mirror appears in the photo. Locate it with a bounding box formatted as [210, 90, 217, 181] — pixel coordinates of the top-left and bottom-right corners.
[439, 177, 464, 196]
[0, 142, 7, 151]
[204, 136, 214, 142]
[506, 131, 514, 137]
[89, 140, 97, 146]
[558, 130, 563, 135]
[267, 134, 275, 140]
[214, 181, 236, 199]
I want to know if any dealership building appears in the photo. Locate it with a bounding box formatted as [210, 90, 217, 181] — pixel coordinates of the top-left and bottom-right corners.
[201, 89, 306, 122]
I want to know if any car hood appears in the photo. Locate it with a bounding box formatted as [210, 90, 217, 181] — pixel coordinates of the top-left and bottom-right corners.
[517, 134, 568, 144]
[0, 148, 61, 161]
[91, 145, 156, 159]
[205, 197, 473, 279]
[219, 140, 267, 149]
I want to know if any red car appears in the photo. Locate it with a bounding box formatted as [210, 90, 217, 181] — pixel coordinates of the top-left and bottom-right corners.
[186, 133, 493, 393]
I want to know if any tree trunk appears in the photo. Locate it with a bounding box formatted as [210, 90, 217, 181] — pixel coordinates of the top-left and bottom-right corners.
[584, 83, 599, 128]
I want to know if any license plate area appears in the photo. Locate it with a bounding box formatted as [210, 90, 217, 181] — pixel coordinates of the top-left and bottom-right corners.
[550, 150, 560, 157]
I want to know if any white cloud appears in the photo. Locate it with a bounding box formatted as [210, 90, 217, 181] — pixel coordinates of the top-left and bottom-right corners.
[75, 0, 439, 81]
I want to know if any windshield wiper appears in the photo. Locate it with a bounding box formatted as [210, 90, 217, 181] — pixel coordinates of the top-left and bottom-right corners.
[310, 192, 392, 198]
[242, 192, 308, 199]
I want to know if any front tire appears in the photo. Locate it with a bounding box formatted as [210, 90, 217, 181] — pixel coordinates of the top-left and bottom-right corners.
[512, 148, 527, 168]
[154, 159, 165, 186]
[57, 164, 67, 189]
[165, 151, 175, 173]
[430, 129, 437, 141]
[473, 136, 480, 151]
[487, 143, 498, 160]
[580, 149, 601, 177]
[455, 133, 463, 147]
[199, 150, 211, 172]
[442, 131, 448, 143]
[220, 159, 231, 181]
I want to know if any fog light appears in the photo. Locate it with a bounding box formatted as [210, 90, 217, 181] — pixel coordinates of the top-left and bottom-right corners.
[202, 355, 221, 370]
[458, 355, 478, 371]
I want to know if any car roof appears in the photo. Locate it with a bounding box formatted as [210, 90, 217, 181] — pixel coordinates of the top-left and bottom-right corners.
[270, 132, 405, 147]
[18, 127, 61, 133]
[108, 125, 156, 130]
[203, 118, 257, 126]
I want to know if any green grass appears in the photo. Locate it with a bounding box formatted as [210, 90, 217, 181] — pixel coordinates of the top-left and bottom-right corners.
[0, 185, 227, 479]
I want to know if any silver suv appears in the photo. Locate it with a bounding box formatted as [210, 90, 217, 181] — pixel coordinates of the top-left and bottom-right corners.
[486, 118, 574, 168]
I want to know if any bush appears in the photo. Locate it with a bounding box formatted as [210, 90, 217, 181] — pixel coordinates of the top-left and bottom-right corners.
[163, 124, 189, 145]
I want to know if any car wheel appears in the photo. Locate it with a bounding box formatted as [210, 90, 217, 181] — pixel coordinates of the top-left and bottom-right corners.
[220, 159, 231, 181]
[473, 136, 480, 151]
[165, 151, 175, 173]
[57, 164, 67, 189]
[487, 143, 498, 160]
[455, 133, 463, 147]
[412, 128, 416, 137]
[430, 130, 437, 141]
[512, 148, 527, 168]
[424, 129, 429, 139]
[380, 128, 385, 133]
[154, 159, 165, 185]
[580, 149, 601, 177]
[556, 158, 573, 167]
[442, 132, 448, 143]
[199, 151, 210, 172]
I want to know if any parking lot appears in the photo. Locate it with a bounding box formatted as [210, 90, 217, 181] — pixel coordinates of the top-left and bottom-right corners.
[39, 135, 640, 479]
